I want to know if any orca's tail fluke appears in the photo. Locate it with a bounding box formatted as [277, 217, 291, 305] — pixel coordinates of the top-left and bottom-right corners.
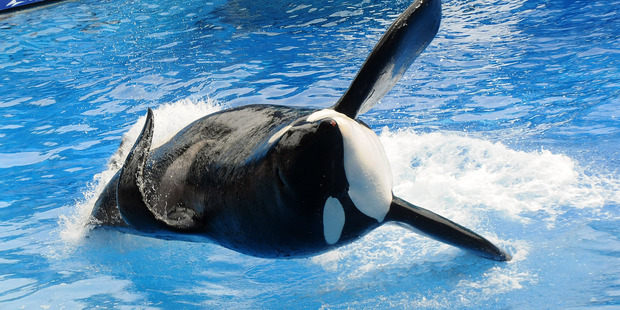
[332, 0, 441, 119]
[116, 108, 161, 230]
[386, 196, 512, 261]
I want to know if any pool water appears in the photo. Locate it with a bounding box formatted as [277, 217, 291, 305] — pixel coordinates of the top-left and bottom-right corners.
[1, 0, 619, 308]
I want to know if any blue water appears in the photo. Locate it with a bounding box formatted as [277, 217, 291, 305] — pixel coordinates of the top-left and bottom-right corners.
[1, 0, 619, 308]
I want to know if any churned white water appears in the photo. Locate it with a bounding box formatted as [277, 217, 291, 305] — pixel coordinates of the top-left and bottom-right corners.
[381, 129, 619, 224]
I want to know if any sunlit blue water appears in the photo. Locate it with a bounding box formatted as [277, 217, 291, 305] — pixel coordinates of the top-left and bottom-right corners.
[1, 0, 619, 308]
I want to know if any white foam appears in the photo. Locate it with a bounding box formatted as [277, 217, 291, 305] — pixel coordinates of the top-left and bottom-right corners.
[120, 98, 223, 160]
[380, 129, 620, 225]
[59, 98, 221, 243]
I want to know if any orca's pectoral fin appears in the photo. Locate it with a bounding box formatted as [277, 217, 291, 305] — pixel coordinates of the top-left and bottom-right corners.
[332, 0, 441, 118]
[116, 108, 161, 231]
[386, 196, 512, 261]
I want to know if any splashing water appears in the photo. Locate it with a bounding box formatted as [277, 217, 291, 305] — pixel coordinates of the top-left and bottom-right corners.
[381, 130, 620, 225]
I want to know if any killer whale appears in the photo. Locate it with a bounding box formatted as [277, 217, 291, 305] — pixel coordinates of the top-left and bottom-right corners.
[90, 0, 512, 261]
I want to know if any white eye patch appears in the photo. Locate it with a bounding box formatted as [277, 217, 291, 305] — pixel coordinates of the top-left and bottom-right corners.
[308, 109, 392, 222]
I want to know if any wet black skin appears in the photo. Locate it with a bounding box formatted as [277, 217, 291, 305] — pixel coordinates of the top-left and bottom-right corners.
[92, 105, 379, 258]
